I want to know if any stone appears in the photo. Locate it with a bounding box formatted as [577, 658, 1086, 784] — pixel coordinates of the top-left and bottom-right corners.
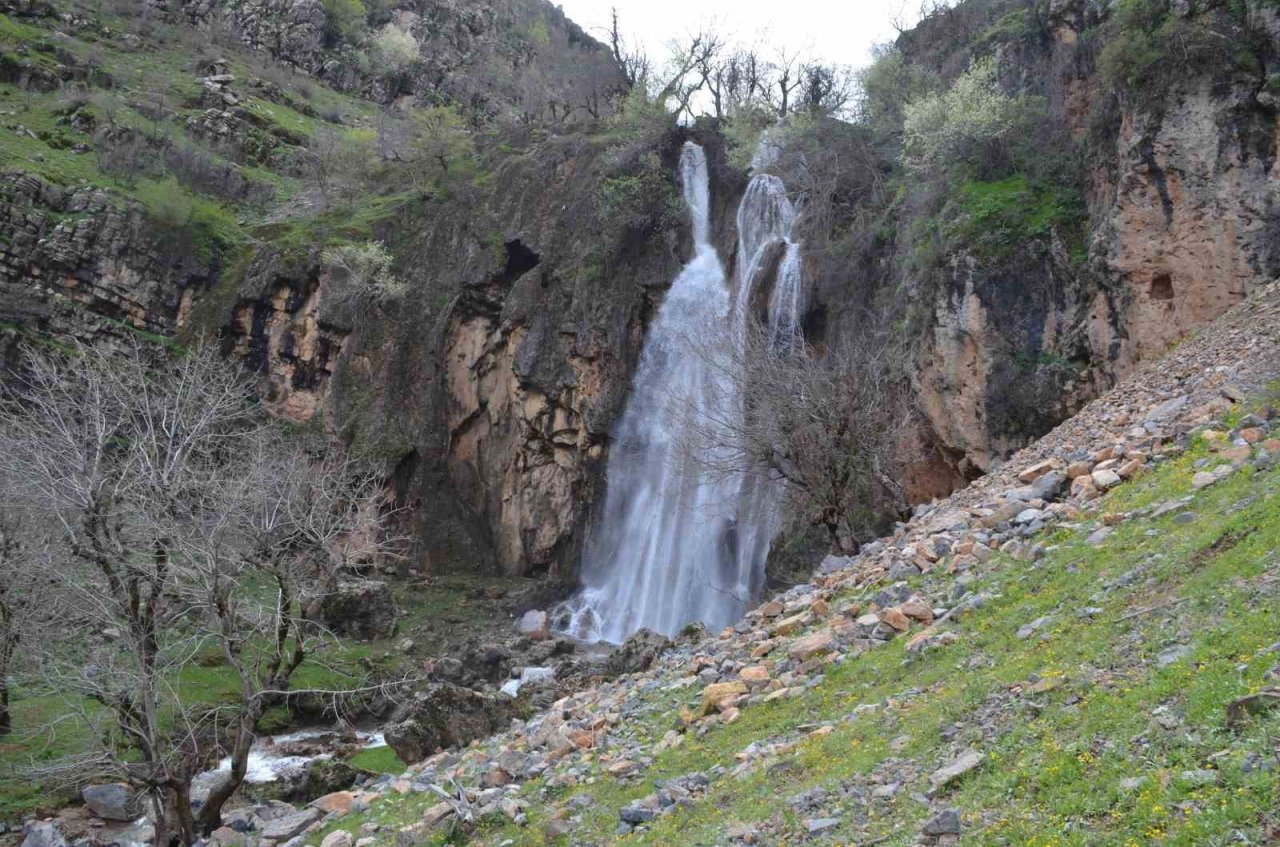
[878, 607, 911, 631]
[1017, 616, 1054, 640]
[19, 823, 67, 847]
[1018, 459, 1057, 483]
[789, 628, 837, 661]
[320, 832, 354, 847]
[1240, 427, 1265, 443]
[772, 612, 810, 636]
[922, 808, 962, 836]
[606, 759, 637, 777]
[739, 665, 770, 683]
[1091, 469, 1122, 490]
[261, 808, 322, 841]
[1156, 644, 1193, 667]
[604, 628, 672, 675]
[899, 597, 934, 625]
[929, 748, 984, 792]
[759, 600, 784, 617]
[805, 818, 840, 835]
[700, 681, 749, 716]
[384, 683, 519, 763]
[319, 580, 397, 641]
[82, 783, 141, 822]
[313, 791, 358, 815]
[516, 609, 550, 640]
[1066, 460, 1093, 478]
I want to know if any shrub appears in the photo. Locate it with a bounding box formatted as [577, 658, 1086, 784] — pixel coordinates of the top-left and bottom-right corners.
[371, 23, 418, 73]
[322, 0, 367, 44]
[597, 152, 681, 235]
[321, 240, 407, 297]
[902, 56, 1042, 175]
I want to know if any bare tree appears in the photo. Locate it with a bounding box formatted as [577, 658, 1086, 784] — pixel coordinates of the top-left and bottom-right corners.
[609, 7, 652, 91]
[0, 509, 51, 737]
[0, 342, 397, 844]
[680, 321, 911, 553]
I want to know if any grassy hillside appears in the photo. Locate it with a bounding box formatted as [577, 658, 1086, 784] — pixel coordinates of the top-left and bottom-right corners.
[306, 396, 1280, 846]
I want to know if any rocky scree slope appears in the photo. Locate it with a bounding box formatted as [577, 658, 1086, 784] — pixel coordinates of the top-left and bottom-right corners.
[269, 282, 1280, 846]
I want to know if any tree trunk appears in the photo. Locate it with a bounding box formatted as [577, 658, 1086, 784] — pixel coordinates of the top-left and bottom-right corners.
[172, 780, 197, 846]
[195, 708, 258, 834]
[0, 679, 10, 736]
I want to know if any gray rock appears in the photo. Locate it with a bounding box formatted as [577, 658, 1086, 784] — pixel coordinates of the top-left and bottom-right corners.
[1016, 616, 1054, 640]
[1156, 645, 1193, 667]
[260, 808, 322, 841]
[20, 823, 67, 847]
[805, 817, 840, 835]
[929, 748, 984, 792]
[83, 783, 142, 822]
[922, 808, 962, 836]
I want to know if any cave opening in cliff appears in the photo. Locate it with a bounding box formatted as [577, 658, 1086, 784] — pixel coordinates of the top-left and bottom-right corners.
[498, 239, 541, 286]
[1150, 272, 1175, 301]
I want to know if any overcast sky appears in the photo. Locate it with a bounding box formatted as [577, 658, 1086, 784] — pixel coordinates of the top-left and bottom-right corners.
[554, 0, 915, 70]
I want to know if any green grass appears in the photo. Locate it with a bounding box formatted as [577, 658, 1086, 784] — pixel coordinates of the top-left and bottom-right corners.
[348, 746, 407, 776]
[942, 174, 1087, 263]
[306, 428, 1280, 846]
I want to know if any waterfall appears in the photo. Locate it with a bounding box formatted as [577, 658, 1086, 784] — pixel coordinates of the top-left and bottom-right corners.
[557, 142, 804, 644]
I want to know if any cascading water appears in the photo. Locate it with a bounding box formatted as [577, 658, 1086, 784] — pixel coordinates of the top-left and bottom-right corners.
[558, 142, 805, 644]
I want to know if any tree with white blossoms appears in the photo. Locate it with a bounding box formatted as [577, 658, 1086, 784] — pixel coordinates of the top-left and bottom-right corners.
[0, 341, 398, 845]
[902, 56, 1042, 174]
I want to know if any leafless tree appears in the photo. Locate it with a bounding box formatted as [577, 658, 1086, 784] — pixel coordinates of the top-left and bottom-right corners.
[680, 321, 911, 553]
[0, 506, 53, 737]
[0, 342, 399, 845]
[609, 7, 652, 91]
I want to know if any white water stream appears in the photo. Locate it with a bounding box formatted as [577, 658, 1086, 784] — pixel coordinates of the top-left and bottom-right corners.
[558, 142, 805, 644]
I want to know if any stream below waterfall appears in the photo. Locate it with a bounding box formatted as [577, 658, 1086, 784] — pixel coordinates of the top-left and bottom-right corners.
[557, 141, 804, 644]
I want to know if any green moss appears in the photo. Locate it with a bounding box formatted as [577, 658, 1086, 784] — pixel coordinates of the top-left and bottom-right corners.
[942, 174, 1086, 262]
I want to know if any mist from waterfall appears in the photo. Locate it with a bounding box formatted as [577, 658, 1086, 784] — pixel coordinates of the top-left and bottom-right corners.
[558, 142, 804, 644]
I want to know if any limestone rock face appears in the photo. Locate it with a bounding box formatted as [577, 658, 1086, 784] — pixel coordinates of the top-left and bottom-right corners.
[0, 174, 214, 354]
[895, 0, 1280, 489]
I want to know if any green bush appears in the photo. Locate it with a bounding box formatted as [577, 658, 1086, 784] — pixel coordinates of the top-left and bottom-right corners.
[323, 0, 367, 44]
[902, 57, 1043, 175]
[597, 152, 681, 235]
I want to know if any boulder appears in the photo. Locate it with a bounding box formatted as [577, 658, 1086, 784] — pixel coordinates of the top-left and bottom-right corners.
[789, 628, 837, 661]
[699, 681, 748, 716]
[319, 580, 397, 641]
[20, 823, 67, 847]
[516, 610, 550, 640]
[602, 628, 672, 676]
[83, 783, 141, 822]
[385, 683, 520, 763]
[260, 807, 321, 841]
[321, 831, 355, 847]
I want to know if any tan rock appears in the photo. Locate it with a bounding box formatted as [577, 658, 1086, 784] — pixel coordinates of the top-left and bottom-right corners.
[606, 759, 636, 777]
[899, 597, 934, 625]
[1263, 439, 1280, 452]
[878, 607, 911, 631]
[1066, 460, 1094, 478]
[1118, 458, 1145, 479]
[740, 665, 771, 683]
[1091, 469, 1122, 489]
[1018, 459, 1057, 483]
[789, 628, 837, 661]
[772, 612, 810, 636]
[810, 598, 831, 618]
[1240, 427, 1265, 443]
[750, 639, 777, 658]
[1071, 475, 1098, 500]
[313, 791, 357, 815]
[699, 681, 749, 716]
[759, 600, 784, 617]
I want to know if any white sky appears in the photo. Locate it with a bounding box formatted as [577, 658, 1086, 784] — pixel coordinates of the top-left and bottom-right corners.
[554, 0, 916, 70]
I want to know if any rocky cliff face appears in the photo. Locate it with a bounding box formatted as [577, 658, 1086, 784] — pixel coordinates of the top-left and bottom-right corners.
[5, 0, 1280, 586]
[0, 172, 214, 351]
[167, 0, 624, 121]
[875, 0, 1280, 487]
